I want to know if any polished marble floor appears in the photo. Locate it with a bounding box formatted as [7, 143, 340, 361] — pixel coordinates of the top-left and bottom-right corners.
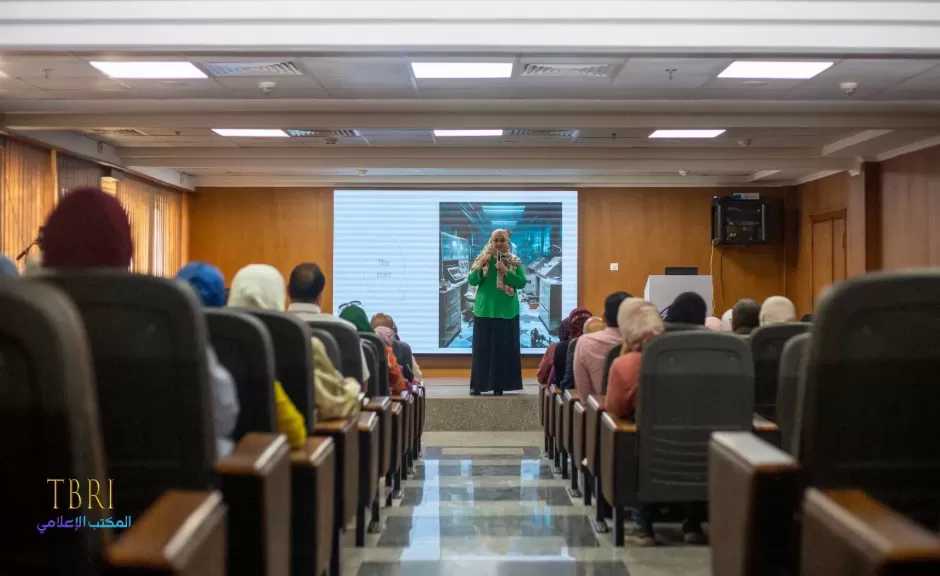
[341, 432, 712, 576]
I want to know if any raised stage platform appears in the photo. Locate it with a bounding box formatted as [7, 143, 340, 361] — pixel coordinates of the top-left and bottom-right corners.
[423, 377, 541, 432]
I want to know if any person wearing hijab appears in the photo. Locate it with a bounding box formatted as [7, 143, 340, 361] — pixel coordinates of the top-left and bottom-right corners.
[339, 302, 373, 333]
[375, 325, 407, 394]
[704, 316, 722, 331]
[177, 262, 226, 307]
[663, 292, 707, 326]
[467, 229, 527, 396]
[573, 292, 630, 398]
[760, 295, 797, 326]
[0, 255, 18, 277]
[41, 187, 239, 458]
[230, 264, 360, 423]
[551, 307, 592, 388]
[605, 298, 663, 419]
[371, 312, 422, 383]
[720, 308, 734, 331]
[583, 316, 606, 334]
[731, 298, 761, 335]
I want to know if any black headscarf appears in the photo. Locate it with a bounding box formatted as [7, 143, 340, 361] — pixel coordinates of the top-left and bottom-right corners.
[663, 292, 707, 325]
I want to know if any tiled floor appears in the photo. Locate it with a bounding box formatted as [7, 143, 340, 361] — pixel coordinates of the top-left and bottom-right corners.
[341, 432, 712, 576]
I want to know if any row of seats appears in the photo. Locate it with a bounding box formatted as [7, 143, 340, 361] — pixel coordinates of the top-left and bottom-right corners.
[540, 272, 940, 575]
[4, 271, 425, 576]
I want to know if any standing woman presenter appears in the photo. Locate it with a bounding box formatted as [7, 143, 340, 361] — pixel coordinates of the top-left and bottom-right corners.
[468, 229, 527, 396]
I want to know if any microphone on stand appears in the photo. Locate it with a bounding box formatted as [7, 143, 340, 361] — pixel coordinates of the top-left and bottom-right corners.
[16, 226, 44, 261]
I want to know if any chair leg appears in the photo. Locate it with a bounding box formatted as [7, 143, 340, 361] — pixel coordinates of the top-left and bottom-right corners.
[614, 506, 625, 547]
[553, 444, 561, 472]
[356, 504, 366, 547]
[368, 487, 382, 534]
[385, 473, 394, 507]
[561, 449, 569, 479]
[393, 465, 402, 499]
[329, 525, 341, 576]
[569, 453, 581, 497]
[593, 476, 609, 533]
[583, 470, 593, 507]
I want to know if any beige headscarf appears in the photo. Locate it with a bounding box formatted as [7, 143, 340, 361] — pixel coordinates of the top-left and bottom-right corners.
[617, 298, 664, 354]
[760, 296, 797, 326]
[471, 229, 522, 296]
[228, 264, 286, 310]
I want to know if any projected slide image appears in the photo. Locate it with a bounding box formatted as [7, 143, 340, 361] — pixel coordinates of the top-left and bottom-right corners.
[439, 202, 563, 349]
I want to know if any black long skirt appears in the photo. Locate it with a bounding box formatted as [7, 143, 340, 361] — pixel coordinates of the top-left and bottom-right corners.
[470, 315, 523, 394]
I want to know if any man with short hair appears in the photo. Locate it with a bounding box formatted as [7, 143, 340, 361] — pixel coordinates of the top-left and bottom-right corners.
[573, 291, 630, 398]
[287, 262, 370, 383]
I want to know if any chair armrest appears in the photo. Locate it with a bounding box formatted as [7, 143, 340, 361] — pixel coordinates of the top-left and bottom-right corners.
[752, 414, 781, 448]
[600, 413, 638, 507]
[802, 488, 940, 576]
[214, 433, 291, 576]
[584, 395, 607, 475]
[709, 432, 801, 576]
[363, 396, 391, 412]
[289, 437, 335, 576]
[107, 490, 227, 576]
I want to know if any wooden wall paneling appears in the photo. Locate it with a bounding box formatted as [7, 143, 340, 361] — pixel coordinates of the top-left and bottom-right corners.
[188, 187, 334, 310]
[880, 145, 940, 269]
[0, 137, 56, 266]
[832, 216, 846, 282]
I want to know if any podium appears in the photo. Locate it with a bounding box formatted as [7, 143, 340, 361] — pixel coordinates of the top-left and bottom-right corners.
[644, 275, 714, 316]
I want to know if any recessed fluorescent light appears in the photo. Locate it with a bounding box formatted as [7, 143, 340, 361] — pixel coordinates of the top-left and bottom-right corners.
[412, 62, 513, 79]
[649, 129, 726, 139]
[90, 61, 207, 79]
[212, 128, 289, 138]
[718, 61, 834, 80]
[434, 129, 504, 137]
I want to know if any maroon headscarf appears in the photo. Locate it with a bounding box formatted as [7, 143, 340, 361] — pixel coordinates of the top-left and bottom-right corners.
[566, 307, 593, 339]
[42, 187, 133, 269]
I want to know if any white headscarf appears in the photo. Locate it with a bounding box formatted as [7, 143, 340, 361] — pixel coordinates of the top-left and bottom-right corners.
[616, 297, 664, 354]
[760, 296, 797, 326]
[720, 308, 734, 331]
[228, 264, 286, 311]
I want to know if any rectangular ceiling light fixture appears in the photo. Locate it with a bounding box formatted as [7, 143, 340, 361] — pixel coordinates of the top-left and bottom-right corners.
[212, 128, 289, 138]
[90, 61, 208, 79]
[434, 129, 504, 137]
[649, 129, 726, 139]
[718, 61, 834, 79]
[412, 62, 513, 79]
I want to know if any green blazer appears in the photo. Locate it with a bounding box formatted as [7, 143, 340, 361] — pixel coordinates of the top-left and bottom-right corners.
[467, 256, 527, 319]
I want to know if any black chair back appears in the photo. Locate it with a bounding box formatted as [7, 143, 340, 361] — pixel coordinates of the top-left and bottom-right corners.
[776, 332, 810, 455]
[749, 322, 811, 420]
[663, 322, 704, 333]
[304, 319, 364, 384]
[559, 336, 578, 390]
[243, 309, 317, 432]
[638, 331, 754, 503]
[360, 339, 380, 397]
[3, 280, 107, 576]
[310, 327, 342, 371]
[206, 309, 277, 439]
[600, 344, 621, 394]
[360, 332, 390, 396]
[800, 272, 940, 512]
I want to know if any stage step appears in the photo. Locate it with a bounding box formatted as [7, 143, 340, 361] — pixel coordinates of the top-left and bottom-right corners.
[424, 379, 541, 431]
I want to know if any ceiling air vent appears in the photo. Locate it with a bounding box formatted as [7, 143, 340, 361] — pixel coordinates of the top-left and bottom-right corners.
[505, 129, 580, 140]
[202, 61, 303, 77]
[521, 63, 615, 79]
[87, 128, 148, 137]
[286, 129, 360, 138]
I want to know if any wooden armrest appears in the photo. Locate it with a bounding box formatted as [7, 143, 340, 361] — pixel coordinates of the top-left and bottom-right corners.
[107, 490, 226, 575]
[215, 432, 289, 476]
[586, 395, 606, 411]
[291, 436, 335, 467]
[390, 401, 403, 416]
[358, 410, 378, 431]
[602, 412, 637, 433]
[752, 414, 779, 434]
[802, 489, 940, 576]
[391, 390, 412, 402]
[709, 432, 802, 576]
[314, 417, 355, 434]
[563, 389, 582, 403]
[357, 391, 366, 403]
[600, 412, 638, 506]
[363, 396, 391, 412]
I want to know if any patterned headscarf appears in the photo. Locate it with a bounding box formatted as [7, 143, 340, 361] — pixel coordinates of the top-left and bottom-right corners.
[375, 326, 396, 347]
[42, 187, 132, 269]
[177, 261, 226, 307]
[471, 229, 522, 296]
[565, 307, 593, 340]
[228, 264, 286, 311]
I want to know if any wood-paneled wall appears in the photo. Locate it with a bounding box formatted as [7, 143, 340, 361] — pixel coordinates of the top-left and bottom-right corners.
[880, 145, 940, 269]
[0, 137, 55, 266]
[579, 187, 787, 317]
[188, 187, 334, 310]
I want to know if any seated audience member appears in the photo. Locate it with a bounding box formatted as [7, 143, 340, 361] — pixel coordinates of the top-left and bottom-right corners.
[371, 312, 421, 383]
[800, 313, 815, 323]
[375, 325, 408, 394]
[719, 308, 733, 331]
[42, 187, 239, 457]
[573, 292, 630, 397]
[583, 315, 606, 334]
[287, 262, 370, 383]
[663, 291, 707, 326]
[1, 255, 18, 277]
[553, 308, 592, 388]
[339, 301, 373, 332]
[760, 295, 797, 326]
[731, 298, 760, 335]
[537, 337, 558, 386]
[704, 316, 722, 331]
[220, 264, 307, 450]
[177, 261, 226, 307]
[605, 298, 664, 419]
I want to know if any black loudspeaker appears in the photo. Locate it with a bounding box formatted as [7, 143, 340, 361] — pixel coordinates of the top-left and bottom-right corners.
[711, 196, 781, 245]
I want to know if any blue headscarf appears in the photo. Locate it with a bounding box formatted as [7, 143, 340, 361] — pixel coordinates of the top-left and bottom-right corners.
[0, 255, 18, 277]
[177, 262, 226, 307]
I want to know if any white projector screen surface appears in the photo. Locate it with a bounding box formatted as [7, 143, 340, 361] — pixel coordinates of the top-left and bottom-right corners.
[333, 190, 578, 354]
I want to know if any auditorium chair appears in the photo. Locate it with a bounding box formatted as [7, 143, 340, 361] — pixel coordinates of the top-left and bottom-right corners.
[562, 389, 584, 497]
[584, 394, 609, 532]
[749, 322, 810, 421]
[310, 327, 343, 372]
[542, 384, 557, 462]
[572, 394, 590, 505]
[775, 333, 810, 455]
[206, 309, 336, 576]
[709, 272, 940, 576]
[600, 331, 755, 546]
[245, 309, 356, 575]
[599, 344, 621, 394]
[360, 333, 391, 396]
[38, 271, 282, 576]
[3, 279, 227, 576]
[663, 322, 705, 332]
[552, 387, 567, 477]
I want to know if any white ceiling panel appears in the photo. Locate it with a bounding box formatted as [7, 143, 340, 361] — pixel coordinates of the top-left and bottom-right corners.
[302, 57, 417, 98]
[789, 59, 940, 99]
[210, 75, 330, 98]
[614, 58, 728, 89]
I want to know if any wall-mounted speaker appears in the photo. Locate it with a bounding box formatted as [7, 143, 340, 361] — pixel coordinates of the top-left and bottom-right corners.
[711, 195, 781, 245]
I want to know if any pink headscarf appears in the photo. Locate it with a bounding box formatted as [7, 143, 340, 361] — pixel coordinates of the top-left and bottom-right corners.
[375, 326, 396, 347]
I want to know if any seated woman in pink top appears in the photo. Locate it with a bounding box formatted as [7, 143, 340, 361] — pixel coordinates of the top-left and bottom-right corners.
[605, 298, 664, 420]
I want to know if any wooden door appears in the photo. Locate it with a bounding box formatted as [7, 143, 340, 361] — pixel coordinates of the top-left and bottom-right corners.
[811, 210, 847, 310]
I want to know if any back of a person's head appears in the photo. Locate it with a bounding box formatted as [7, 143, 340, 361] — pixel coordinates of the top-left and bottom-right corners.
[603, 291, 631, 327]
[760, 295, 797, 326]
[0, 255, 18, 277]
[800, 313, 815, 323]
[288, 262, 325, 303]
[583, 316, 605, 334]
[704, 316, 722, 331]
[664, 291, 707, 325]
[720, 308, 734, 331]
[228, 264, 286, 311]
[371, 312, 397, 332]
[42, 187, 133, 269]
[177, 261, 225, 307]
[732, 298, 761, 333]
[618, 298, 664, 352]
[566, 307, 592, 339]
[339, 302, 373, 332]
